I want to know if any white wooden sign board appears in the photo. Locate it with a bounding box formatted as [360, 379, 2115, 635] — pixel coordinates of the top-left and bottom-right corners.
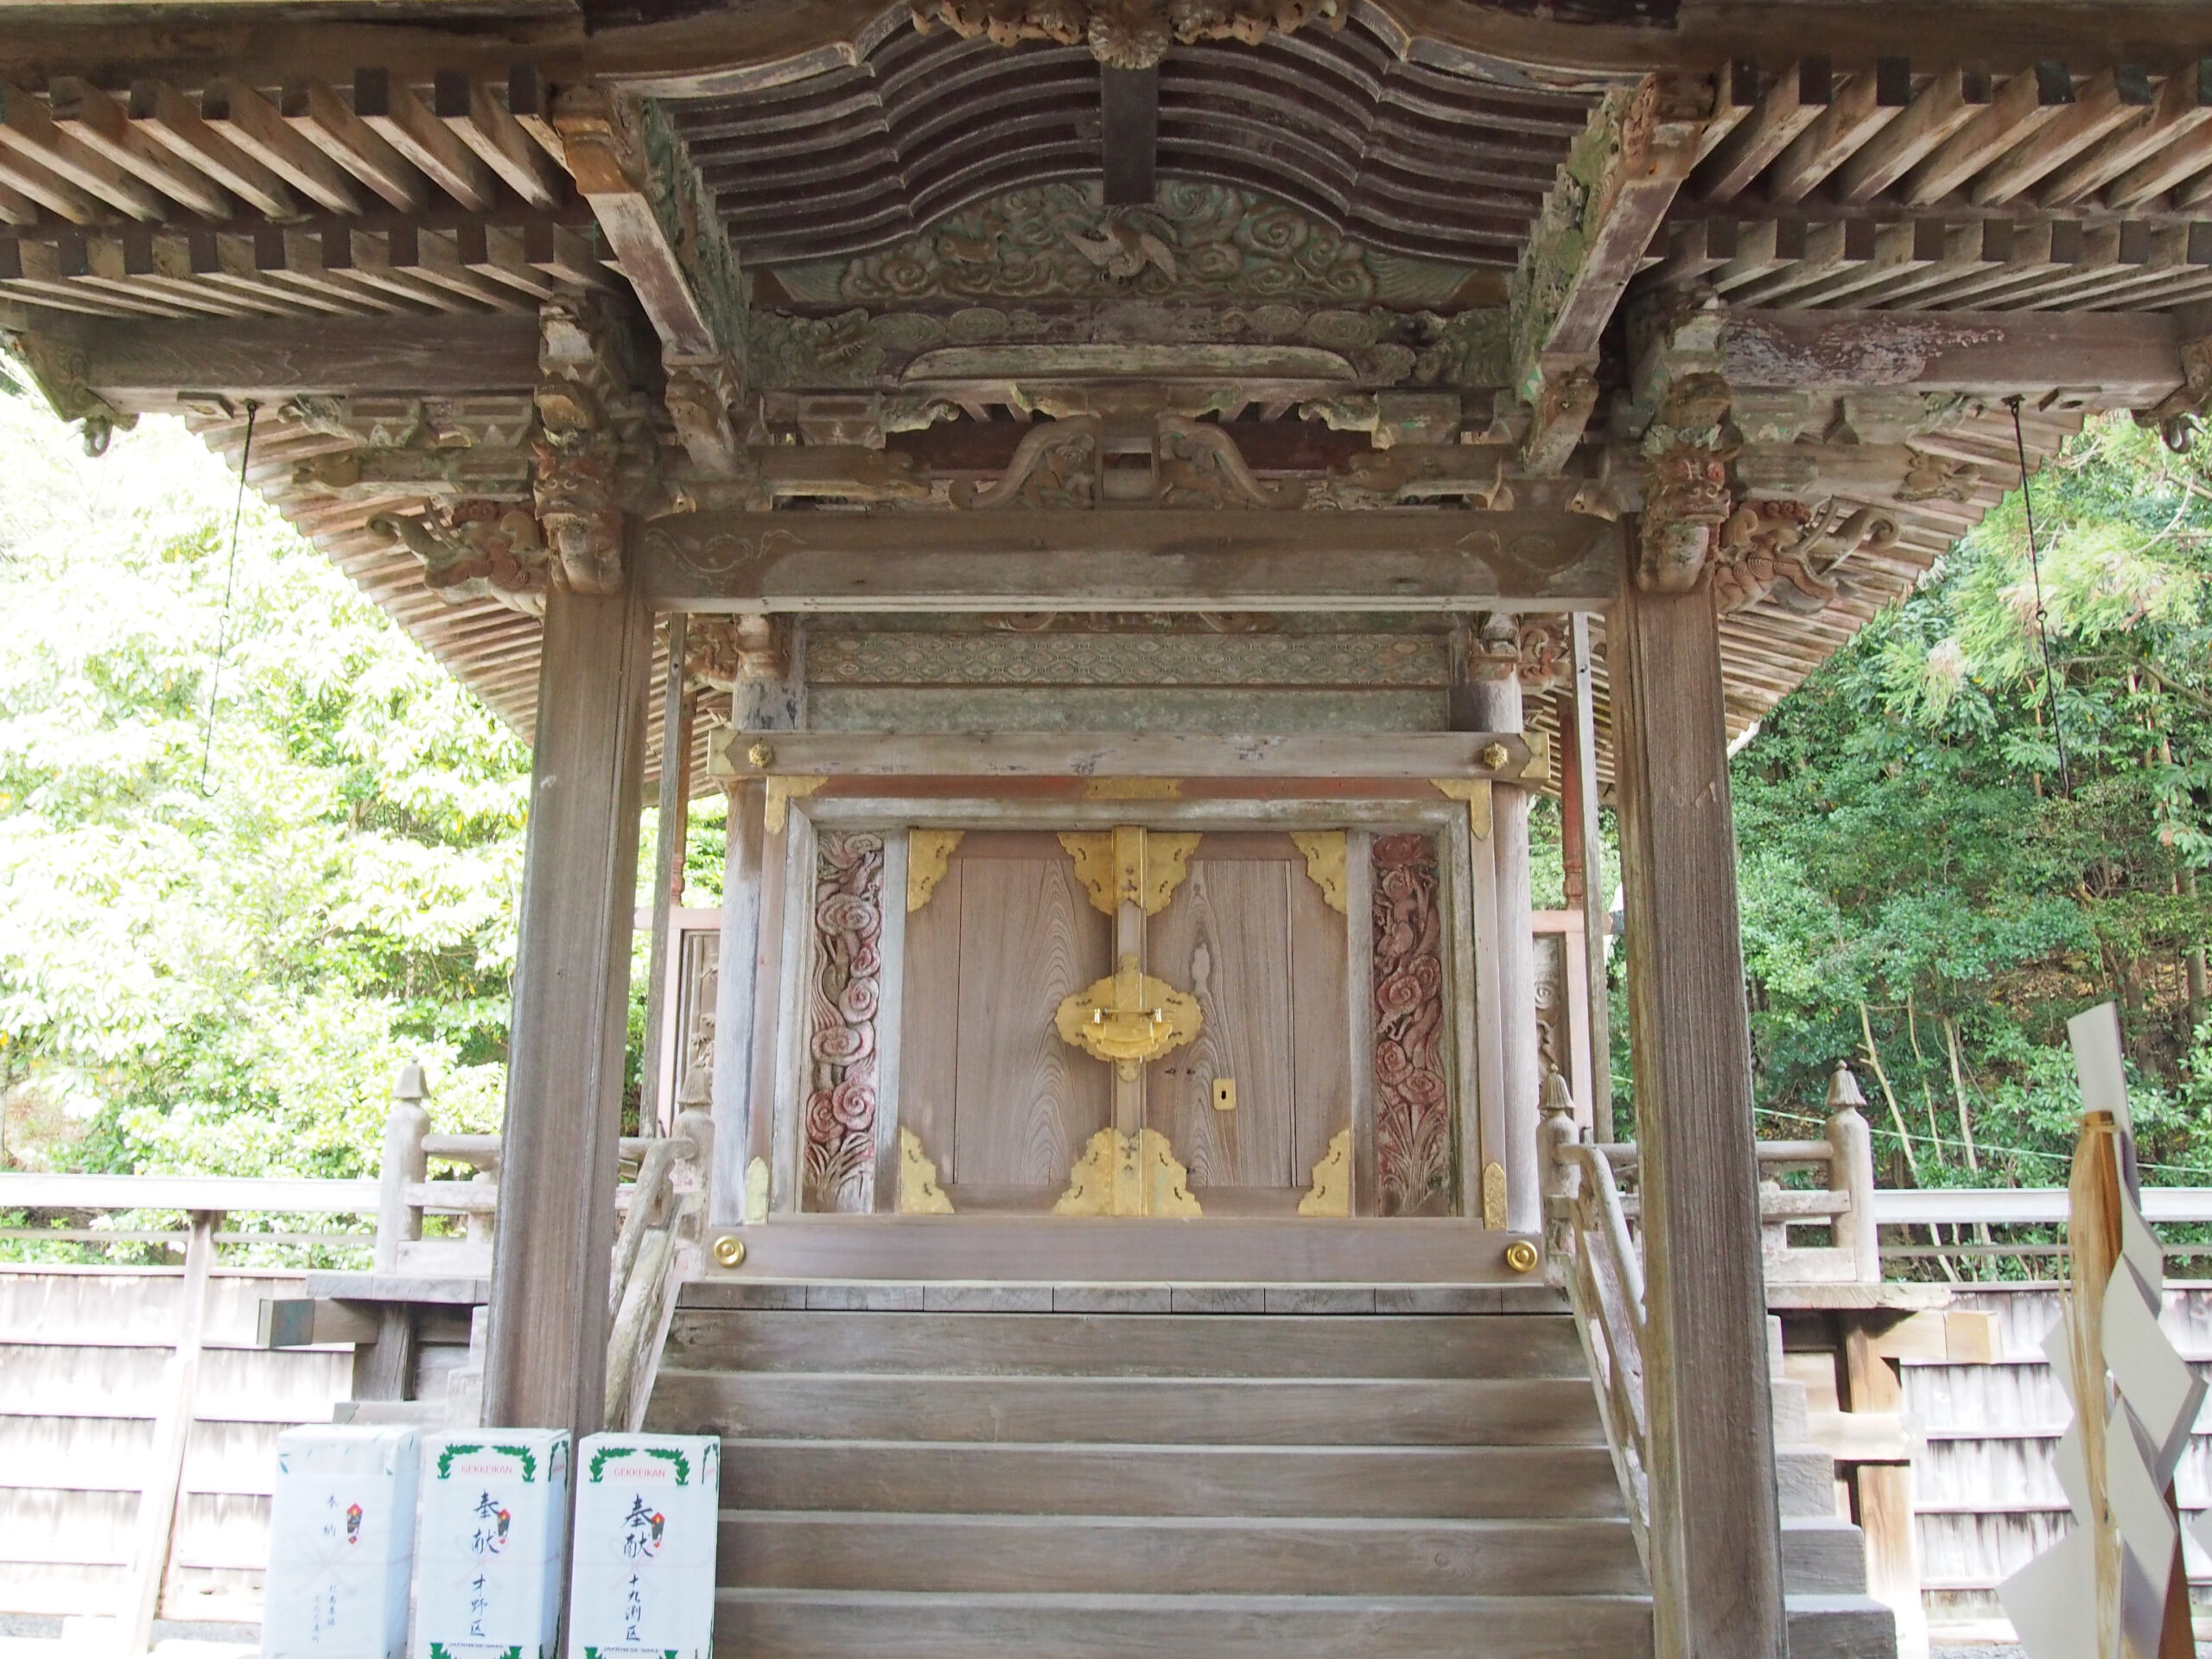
[568, 1433, 721, 1659]
[262, 1425, 421, 1659]
[415, 1430, 571, 1659]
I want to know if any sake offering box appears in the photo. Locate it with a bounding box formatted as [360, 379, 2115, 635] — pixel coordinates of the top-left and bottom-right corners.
[262, 1425, 420, 1659]
[414, 1430, 571, 1659]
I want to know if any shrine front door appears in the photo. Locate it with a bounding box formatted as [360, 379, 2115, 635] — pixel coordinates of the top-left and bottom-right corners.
[897, 830, 1358, 1217]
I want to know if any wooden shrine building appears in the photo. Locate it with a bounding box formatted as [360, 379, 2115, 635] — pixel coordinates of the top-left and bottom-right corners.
[6, 2, 2212, 1655]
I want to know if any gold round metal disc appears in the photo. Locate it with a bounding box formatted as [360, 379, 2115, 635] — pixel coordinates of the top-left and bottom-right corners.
[711, 1234, 747, 1268]
[747, 741, 775, 770]
[1503, 1239, 1540, 1274]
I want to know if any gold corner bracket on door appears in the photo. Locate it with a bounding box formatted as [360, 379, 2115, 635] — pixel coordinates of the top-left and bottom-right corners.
[1298, 1127, 1351, 1217]
[1288, 831, 1348, 914]
[899, 1127, 955, 1213]
[1055, 951, 1202, 1080]
[1053, 1128, 1202, 1217]
[908, 829, 963, 912]
[1059, 826, 1199, 918]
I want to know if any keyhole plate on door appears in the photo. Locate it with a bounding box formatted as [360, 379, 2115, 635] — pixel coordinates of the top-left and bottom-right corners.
[1213, 1077, 1236, 1112]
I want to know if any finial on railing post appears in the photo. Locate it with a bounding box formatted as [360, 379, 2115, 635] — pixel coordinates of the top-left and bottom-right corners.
[375, 1059, 431, 1275]
[1537, 1067, 1580, 1269]
[1824, 1060, 1880, 1285]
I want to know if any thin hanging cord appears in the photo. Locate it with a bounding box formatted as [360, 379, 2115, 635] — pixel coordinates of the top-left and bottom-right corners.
[198, 401, 258, 796]
[2006, 396, 2073, 799]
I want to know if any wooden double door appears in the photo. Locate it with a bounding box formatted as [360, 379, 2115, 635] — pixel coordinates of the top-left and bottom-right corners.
[897, 830, 1352, 1216]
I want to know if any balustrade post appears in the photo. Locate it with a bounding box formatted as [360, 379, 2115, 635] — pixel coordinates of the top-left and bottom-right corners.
[1826, 1061, 1880, 1285]
[1538, 1069, 1580, 1268]
[374, 1061, 429, 1275]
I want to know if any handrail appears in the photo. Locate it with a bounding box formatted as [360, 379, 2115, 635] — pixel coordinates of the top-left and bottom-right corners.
[1872, 1187, 2212, 1225]
[603, 1109, 714, 1432]
[0, 1173, 379, 1211]
[1543, 1106, 1651, 1564]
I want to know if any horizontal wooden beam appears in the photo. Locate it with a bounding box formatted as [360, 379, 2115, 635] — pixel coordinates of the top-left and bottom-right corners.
[62, 312, 542, 403]
[639, 508, 1622, 613]
[687, 1217, 1541, 1283]
[707, 729, 1541, 781]
[1717, 308, 2181, 399]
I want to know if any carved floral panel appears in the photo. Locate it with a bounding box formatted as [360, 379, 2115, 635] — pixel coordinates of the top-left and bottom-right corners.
[804, 831, 887, 1212]
[1371, 832, 1452, 1217]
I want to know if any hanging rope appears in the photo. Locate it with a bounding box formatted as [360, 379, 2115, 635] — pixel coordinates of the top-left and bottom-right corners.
[197, 401, 258, 796]
[2006, 396, 2074, 799]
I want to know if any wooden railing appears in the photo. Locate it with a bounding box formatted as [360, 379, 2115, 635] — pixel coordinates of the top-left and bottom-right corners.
[1541, 1097, 1653, 1564]
[1539, 1063, 1884, 1556]
[602, 1109, 712, 1432]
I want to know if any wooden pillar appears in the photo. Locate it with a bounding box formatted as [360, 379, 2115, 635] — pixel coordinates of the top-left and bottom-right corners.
[1612, 569, 1786, 1659]
[484, 581, 654, 1440]
[639, 613, 690, 1137]
[1558, 612, 1616, 1141]
[709, 776, 766, 1228]
[1455, 615, 1540, 1231]
[1844, 1325, 1928, 1659]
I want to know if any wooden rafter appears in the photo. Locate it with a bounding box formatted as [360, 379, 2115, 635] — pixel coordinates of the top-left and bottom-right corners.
[1511, 73, 1710, 474]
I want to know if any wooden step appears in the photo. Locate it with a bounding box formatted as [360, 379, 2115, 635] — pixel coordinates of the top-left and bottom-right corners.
[717, 1588, 1656, 1659]
[1785, 1594, 1897, 1659]
[722, 1512, 1646, 1596]
[1783, 1516, 1869, 1595]
[720, 1440, 1628, 1519]
[664, 1311, 1586, 1379]
[1775, 1446, 1842, 1517]
[651, 1371, 1606, 1446]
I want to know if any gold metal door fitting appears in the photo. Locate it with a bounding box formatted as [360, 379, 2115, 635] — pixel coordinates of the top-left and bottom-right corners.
[1054, 951, 1202, 1081]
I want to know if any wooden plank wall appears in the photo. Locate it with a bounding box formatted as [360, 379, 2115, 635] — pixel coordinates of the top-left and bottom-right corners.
[1897, 1285, 2212, 1630]
[0, 1267, 352, 1624]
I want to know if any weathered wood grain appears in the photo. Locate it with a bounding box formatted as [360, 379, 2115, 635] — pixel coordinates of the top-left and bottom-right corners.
[1287, 843, 1352, 1184]
[1147, 855, 1295, 1191]
[719, 1440, 1626, 1518]
[482, 582, 653, 1440]
[650, 1371, 1605, 1446]
[715, 1587, 1656, 1658]
[1717, 307, 2181, 400]
[951, 844, 1111, 1192]
[710, 730, 1536, 782]
[62, 313, 541, 404]
[719, 1513, 1643, 1596]
[1611, 558, 1785, 1659]
[897, 849, 960, 1184]
[641, 512, 1624, 613]
[664, 1309, 1585, 1379]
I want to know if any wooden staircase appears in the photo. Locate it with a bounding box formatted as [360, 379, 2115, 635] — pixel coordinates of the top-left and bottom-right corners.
[644, 1283, 1894, 1658]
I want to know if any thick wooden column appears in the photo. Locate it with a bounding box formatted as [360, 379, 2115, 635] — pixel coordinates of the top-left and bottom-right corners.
[484, 582, 654, 1440]
[708, 777, 766, 1228]
[1611, 569, 1786, 1659]
[1454, 617, 1540, 1231]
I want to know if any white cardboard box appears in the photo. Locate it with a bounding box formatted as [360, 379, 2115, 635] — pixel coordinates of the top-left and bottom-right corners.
[415, 1430, 570, 1659]
[568, 1434, 721, 1659]
[261, 1425, 420, 1659]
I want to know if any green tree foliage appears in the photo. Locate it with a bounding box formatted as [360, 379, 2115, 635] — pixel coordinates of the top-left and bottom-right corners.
[1732, 414, 2212, 1190]
[0, 396, 531, 1184]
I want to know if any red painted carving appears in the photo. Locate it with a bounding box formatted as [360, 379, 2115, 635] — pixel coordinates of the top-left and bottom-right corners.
[1372, 833, 1452, 1217]
[804, 831, 886, 1212]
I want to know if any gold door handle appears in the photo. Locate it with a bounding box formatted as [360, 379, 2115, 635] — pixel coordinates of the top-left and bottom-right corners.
[1055, 952, 1201, 1081]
